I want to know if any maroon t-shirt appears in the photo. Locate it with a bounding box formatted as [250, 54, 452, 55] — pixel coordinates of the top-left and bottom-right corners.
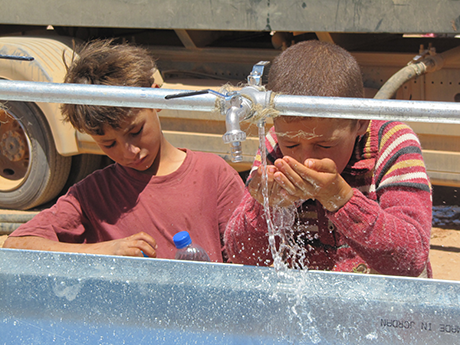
[10, 149, 244, 262]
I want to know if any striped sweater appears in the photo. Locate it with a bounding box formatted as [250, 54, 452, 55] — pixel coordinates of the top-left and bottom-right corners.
[224, 120, 432, 277]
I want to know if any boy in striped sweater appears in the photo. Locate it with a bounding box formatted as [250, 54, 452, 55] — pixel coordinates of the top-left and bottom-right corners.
[224, 40, 432, 277]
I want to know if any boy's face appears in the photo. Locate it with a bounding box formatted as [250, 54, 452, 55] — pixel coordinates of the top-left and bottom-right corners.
[274, 117, 369, 174]
[91, 108, 162, 174]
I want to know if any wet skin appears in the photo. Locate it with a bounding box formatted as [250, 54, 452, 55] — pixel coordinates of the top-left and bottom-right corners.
[248, 117, 369, 212]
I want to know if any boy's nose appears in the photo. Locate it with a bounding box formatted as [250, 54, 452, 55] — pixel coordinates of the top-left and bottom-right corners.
[123, 142, 141, 158]
[299, 148, 313, 162]
[299, 147, 320, 163]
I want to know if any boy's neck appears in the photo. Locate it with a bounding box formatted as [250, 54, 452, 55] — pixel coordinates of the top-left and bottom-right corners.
[146, 140, 187, 176]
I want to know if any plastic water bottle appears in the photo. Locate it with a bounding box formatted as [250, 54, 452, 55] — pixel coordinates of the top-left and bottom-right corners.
[173, 231, 210, 262]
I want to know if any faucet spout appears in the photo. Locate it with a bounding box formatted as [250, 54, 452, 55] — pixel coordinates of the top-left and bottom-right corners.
[222, 95, 251, 162]
[222, 85, 273, 162]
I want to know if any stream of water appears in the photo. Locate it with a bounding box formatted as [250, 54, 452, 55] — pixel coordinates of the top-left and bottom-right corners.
[257, 120, 322, 343]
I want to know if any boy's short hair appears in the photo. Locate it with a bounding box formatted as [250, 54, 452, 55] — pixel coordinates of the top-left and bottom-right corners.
[267, 40, 364, 99]
[61, 39, 157, 135]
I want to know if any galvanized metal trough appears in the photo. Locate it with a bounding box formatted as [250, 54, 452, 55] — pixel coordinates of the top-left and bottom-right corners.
[1, 248, 460, 344]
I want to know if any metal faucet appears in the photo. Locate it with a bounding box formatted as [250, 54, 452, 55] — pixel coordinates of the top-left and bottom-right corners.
[164, 60, 271, 162]
[221, 91, 251, 162]
[221, 61, 271, 162]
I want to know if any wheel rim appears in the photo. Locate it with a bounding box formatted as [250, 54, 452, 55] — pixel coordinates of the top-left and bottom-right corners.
[0, 108, 31, 191]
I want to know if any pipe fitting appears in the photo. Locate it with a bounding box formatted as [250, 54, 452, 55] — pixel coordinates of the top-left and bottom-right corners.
[240, 86, 273, 115]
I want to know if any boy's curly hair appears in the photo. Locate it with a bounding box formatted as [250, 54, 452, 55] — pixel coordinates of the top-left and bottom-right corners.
[61, 39, 157, 135]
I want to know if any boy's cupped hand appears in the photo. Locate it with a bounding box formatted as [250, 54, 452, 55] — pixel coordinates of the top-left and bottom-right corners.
[248, 164, 298, 208]
[249, 156, 353, 212]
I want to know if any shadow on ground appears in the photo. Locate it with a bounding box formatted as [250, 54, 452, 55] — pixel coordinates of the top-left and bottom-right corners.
[432, 186, 460, 229]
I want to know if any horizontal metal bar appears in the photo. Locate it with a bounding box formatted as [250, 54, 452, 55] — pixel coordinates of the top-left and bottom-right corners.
[274, 95, 460, 124]
[2, 80, 460, 124]
[0, 80, 217, 112]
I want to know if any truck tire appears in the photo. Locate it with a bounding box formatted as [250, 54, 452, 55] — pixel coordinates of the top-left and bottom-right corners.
[0, 36, 81, 210]
[62, 154, 103, 193]
[0, 101, 71, 210]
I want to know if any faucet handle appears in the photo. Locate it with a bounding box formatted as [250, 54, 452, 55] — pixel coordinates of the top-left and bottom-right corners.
[247, 61, 270, 86]
[0, 54, 34, 61]
[164, 89, 227, 100]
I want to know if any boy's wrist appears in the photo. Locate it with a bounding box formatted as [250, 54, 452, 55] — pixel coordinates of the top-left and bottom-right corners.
[323, 184, 354, 213]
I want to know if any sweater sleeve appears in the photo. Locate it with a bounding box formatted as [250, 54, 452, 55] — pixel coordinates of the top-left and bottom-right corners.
[224, 188, 273, 265]
[328, 188, 431, 276]
[327, 121, 432, 277]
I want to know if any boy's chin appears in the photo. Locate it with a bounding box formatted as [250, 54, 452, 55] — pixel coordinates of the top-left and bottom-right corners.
[124, 159, 154, 173]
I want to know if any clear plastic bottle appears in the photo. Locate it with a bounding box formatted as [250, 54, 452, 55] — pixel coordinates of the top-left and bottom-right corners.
[173, 231, 210, 262]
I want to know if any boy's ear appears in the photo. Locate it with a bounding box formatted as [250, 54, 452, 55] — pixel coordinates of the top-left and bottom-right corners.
[356, 119, 370, 136]
[151, 83, 162, 113]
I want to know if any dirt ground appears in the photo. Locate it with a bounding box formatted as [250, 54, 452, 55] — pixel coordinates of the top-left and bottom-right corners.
[429, 227, 460, 281]
[1, 227, 459, 281]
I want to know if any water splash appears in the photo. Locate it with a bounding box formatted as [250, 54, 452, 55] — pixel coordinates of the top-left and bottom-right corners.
[258, 121, 309, 271]
[258, 120, 321, 343]
[258, 121, 287, 271]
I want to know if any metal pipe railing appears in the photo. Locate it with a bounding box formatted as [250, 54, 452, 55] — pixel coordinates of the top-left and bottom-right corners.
[274, 94, 460, 124]
[2, 79, 460, 124]
[0, 80, 216, 112]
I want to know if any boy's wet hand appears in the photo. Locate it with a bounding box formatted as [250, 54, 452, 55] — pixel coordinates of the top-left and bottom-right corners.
[274, 157, 317, 198]
[248, 166, 297, 207]
[274, 156, 353, 211]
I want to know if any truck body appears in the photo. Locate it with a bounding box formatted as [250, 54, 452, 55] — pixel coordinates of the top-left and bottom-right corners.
[1, 0, 460, 209]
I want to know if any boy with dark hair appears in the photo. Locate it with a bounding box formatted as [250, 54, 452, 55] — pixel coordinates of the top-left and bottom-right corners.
[4, 39, 244, 262]
[224, 40, 432, 277]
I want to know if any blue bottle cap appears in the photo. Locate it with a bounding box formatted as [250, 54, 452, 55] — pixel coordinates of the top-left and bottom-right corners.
[173, 231, 192, 249]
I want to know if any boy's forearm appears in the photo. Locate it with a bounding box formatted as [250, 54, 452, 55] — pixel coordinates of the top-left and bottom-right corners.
[4, 235, 101, 255]
[4, 236, 60, 251]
